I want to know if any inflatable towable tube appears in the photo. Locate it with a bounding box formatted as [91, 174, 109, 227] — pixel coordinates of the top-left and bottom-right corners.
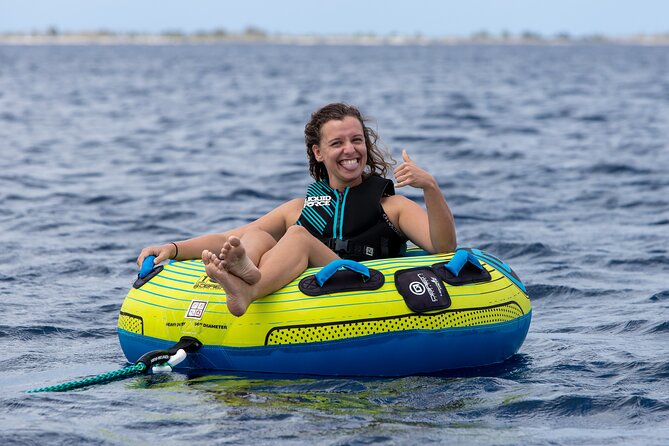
[118, 247, 531, 377]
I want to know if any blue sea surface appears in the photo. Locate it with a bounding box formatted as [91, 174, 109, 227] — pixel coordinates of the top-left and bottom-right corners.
[1, 43, 668, 445]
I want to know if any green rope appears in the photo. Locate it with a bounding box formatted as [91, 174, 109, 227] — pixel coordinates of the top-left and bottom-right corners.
[27, 363, 147, 393]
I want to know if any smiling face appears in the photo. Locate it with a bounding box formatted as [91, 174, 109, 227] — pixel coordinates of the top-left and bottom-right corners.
[312, 116, 368, 190]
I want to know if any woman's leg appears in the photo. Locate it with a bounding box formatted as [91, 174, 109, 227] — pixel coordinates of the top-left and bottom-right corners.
[205, 225, 338, 316]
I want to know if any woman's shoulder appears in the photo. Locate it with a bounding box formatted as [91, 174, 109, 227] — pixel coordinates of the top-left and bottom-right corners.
[284, 197, 305, 208]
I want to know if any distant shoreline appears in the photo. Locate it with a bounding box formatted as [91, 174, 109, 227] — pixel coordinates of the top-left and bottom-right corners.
[2, 30, 669, 46]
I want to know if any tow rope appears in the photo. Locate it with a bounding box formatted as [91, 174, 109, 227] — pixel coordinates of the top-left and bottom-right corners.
[27, 336, 202, 393]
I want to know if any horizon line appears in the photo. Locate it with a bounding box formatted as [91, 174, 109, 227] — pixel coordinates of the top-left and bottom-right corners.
[2, 26, 669, 39]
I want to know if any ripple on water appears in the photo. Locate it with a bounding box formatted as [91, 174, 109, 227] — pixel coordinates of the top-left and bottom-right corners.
[607, 256, 669, 272]
[589, 319, 654, 334]
[585, 163, 654, 176]
[478, 241, 556, 260]
[648, 290, 669, 301]
[645, 321, 669, 334]
[498, 393, 669, 421]
[524, 283, 609, 300]
[0, 324, 81, 340]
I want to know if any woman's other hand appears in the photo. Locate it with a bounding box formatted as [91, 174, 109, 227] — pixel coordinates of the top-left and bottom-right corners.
[393, 149, 438, 190]
[136, 243, 176, 268]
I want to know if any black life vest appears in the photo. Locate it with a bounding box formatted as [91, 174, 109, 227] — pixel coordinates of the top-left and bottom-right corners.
[295, 175, 408, 261]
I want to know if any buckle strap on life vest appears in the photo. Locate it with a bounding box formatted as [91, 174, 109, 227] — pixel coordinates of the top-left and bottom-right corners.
[325, 238, 379, 259]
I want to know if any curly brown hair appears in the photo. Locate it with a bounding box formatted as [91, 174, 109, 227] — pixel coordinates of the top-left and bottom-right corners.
[304, 103, 393, 182]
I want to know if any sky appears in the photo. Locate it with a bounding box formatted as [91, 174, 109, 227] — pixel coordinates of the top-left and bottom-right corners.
[1, 0, 669, 37]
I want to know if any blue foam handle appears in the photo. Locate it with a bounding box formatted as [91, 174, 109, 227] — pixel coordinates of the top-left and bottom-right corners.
[315, 259, 370, 287]
[443, 250, 483, 277]
[139, 255, 157, 279]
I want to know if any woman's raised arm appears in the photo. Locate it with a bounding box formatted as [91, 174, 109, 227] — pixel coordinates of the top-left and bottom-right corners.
[391, 149, 457, 254]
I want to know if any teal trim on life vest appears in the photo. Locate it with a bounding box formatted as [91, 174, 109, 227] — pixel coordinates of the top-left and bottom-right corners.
[312, 181, 336, 217]
[320, 185, 336, 218]
[338, 187, 350, 240]
[301, 206, 327, 234]
[332, 190, 341, 239]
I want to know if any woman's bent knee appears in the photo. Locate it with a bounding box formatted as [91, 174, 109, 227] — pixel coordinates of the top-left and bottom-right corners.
[284, 225, 311, 239]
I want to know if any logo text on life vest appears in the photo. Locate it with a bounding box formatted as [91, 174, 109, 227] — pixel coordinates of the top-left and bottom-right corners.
[304, 196, 332, 207]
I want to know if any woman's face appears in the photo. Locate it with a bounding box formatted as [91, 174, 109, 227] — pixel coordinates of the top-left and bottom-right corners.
[313, 116, 367, 190]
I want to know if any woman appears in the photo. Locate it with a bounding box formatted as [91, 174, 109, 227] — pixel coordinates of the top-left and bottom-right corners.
[136, 103, 456, 316]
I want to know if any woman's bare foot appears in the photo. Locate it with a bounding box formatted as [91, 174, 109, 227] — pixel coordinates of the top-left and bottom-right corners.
[218, 236, 261, 285]
[204, 255, 255, 317]
[202, 249, 219, 267]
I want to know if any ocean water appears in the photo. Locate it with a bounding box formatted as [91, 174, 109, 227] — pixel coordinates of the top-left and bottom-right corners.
[0, 43, 668, 445]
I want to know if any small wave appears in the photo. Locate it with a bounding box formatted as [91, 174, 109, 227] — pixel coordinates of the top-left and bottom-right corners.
[445, 149, 479, 160]
[54, 260, 113, 277]
[77, 328, 118, 338]
[226, 188, 283, 201]
[0, 273, 15, 282]
[0, 432, 108, 445]
[92, 242, 130, 252]
[0, 112, 20, 122]
[591, 319, 652, 333]
[458, 113, 489, 124]
[97, 303, 123, 314]
[487, 149, 525, 160]
[534, 109, 572, 120]
[216, 168, 239, 177]
[150, 210, 198, 222]
[649, 290, 669, 301]
[83, 195, 130, 205]
[210, 215, 246, 226]
[525, 283, 606, 300]
[490, 126, 540, 135]
[525, 283, 580, 299]
[425, 111, 491, 127]
[645, 321, 669, 334]
[608, 256, 669, 268]
[199, 192, 229, 202]
[453, 213, 496, 222]
[61, 171, 103, 180]
[501, 393, 669, 419]
[446, 92, 475, 110]
[77, 139, 104, 150]
[0, 174, 50, 190]
[393, 135, 469, 146]
[444, 194, 481, 206]
[615, 395, 669, 414]
[498, 395, 604, 417]
[586, 163, 653, 175]
[646, 362, 669, 379]
[477, 241, 555, 259]
[577, 114, 608, 122]
[393, 134, 430, 143]
[619, 199, 669, 210]
[277, 379, 369, 394]
[621, 320, 651, 332]
[0, 324, 79, 340]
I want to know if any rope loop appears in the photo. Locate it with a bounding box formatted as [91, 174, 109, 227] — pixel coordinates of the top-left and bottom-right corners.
[27, 336, 201, 393]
